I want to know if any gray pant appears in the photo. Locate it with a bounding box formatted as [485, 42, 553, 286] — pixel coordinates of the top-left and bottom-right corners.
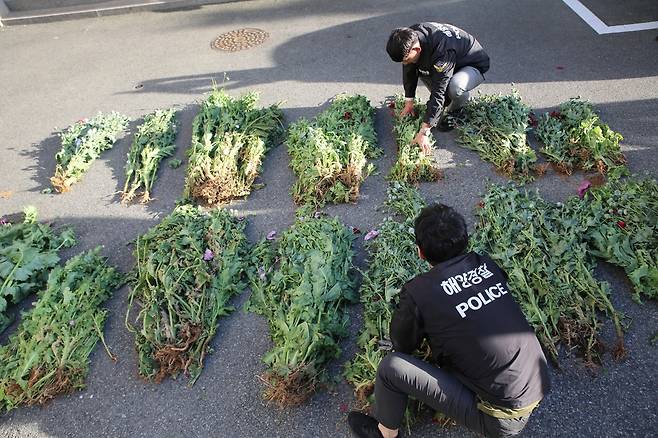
[420, 66, 485, 113]
[373, 352, 530, 438]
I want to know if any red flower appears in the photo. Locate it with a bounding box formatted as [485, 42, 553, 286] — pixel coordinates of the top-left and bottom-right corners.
[550, 111, 561, 118]
[577, 180, 592, 199]
[528, 113, 538, 127]
[343, 111, 352, 120]
[387, 101, 396, 109]
[339, 403, 348, 413]
[617, 220, 626, 229]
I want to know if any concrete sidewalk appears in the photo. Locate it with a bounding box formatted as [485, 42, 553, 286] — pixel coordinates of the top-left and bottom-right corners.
[0, 0, 235, 26]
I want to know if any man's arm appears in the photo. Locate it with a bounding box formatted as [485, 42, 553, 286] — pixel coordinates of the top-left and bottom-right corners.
[423, 53, 456, 126]
[389, 287, 424, 354]
[403, 64, 419, 99]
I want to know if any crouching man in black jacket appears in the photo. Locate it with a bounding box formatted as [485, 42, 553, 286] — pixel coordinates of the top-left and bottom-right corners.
[386, 23, 490, 154]
[348, 204, 550, 438]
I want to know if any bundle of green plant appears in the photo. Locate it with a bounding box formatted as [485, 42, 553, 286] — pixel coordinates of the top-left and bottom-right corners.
[184, 88, 284, 205]
[51, 112, 129, 193]
[470, 184, 625, 365]
[126, 205, 249, 385]
[387, 97, 443, 183]
[122, 109, 178, 204]
[288, 94, 381, 206]
[0, 248, 121, 412]
[246, 214, 356, 406]
[535, 98, 627, 178]
[344, 183, 430, 404]
[456, 90, 537, 182]
[568, 177, 657, 303]
[0, 206, 76, 334]
[384, 180, 426, 219]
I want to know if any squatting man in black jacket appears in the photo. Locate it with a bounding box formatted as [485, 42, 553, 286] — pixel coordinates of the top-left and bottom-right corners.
[386, 23, 490, 154]
[347, 204, 550, 438]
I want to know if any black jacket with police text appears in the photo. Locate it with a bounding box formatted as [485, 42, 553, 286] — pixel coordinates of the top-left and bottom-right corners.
[403, 22, 490, 126]
[390, 251, 550, 409]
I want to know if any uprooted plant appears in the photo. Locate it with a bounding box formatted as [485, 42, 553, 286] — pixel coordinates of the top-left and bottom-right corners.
[288, 94, 381, 206]
[122, 109, 178, 204]
[0, 248, 121, 412]
[344, 182, 430, 405]
[51, 112, 129, 193]
[387, 97, 443, 184]
[0, 206, 76, 334]
[568, 176, 657, 303]
[534, 98, 627, 178]
[184, 87, 284, 205]
[470, 184, 625, 366]
[126, 205, 250, 384]
[247, 213, 356, 406]
[456, 90, 537, 182]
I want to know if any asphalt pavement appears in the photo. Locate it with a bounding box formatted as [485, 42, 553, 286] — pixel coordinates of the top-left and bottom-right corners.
[0, 0, 657, 437]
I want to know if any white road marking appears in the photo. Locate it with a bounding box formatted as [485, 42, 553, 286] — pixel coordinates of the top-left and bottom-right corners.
[562, 0, 658, 34]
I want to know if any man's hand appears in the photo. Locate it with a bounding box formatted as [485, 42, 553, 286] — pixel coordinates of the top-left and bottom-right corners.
[413, 123, 433, 155]
[400, 100, 416, 117]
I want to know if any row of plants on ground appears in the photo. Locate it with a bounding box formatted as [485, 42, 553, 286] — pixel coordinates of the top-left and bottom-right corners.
[3, 86, 652, 418]
[345, 175, 657, 411]
[45, 88, 627, 209]
[0, 173, 656, 412]
[453, 90, 627, 182]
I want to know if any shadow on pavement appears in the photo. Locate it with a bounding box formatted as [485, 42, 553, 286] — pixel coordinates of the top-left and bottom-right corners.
[120, 0, 658, 97]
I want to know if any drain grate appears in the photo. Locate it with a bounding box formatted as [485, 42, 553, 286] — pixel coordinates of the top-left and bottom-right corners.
[211, 28, 269, 51]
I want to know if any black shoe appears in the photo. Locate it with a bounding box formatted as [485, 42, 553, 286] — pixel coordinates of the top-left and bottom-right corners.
[437, 108, 466, 132]
[347, 411, 385, 438]
[437, 116, 453, 132]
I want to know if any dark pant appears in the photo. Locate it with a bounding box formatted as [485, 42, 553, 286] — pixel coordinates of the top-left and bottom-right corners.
[419, 65, 485, 113]
[373, 352, 530, 438]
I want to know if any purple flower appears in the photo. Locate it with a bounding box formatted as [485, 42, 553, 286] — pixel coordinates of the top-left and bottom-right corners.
[237, 216, 246, 222]
[266, 231, 277, 241]
[203, 248, 214, 261]
[577, 180, 592, 199]
[364, 229, 379, 241]
[313, 211, 322, 219]
[0, 217, 8, 226]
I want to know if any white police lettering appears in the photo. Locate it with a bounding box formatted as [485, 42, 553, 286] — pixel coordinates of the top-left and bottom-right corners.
[455, 273, 471, 288]
[436, 24, 462, 40]
[455, 283, 509, 318]
[441, 277, 462, 295]
[467, 269, 482, 285]
[477, 263, 494, 279]
[441, 263, 493, 295]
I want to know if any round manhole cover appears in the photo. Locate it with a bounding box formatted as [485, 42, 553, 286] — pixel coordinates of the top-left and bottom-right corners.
[211, 28, 269, 51]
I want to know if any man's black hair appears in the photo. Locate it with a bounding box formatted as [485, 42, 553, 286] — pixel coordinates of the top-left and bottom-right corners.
[414, 203, 469, 265]
[386, 27, 418, 62]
